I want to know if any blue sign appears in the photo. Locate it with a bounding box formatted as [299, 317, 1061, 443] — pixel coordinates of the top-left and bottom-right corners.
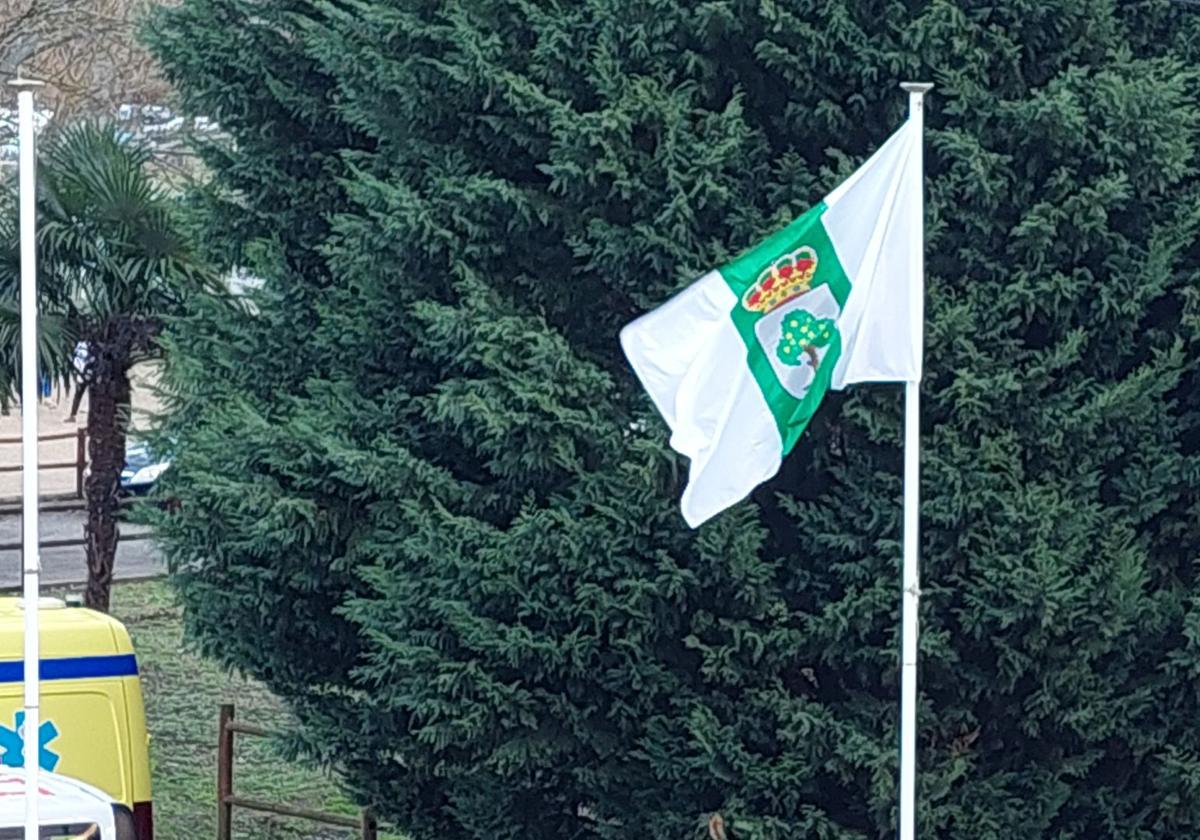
[0, 712, 60, 772]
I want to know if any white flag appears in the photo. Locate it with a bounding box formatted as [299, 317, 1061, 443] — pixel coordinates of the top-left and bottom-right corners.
[621, 118, 924, 527]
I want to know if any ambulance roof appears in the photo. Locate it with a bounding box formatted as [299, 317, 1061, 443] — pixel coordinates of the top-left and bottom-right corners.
[0, 769, 116, 833]
[0, 599, 134, 661]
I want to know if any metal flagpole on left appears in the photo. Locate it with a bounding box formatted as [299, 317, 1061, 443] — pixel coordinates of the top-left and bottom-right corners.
[897, 80, 932, 840]
[11, 74, 43, 840]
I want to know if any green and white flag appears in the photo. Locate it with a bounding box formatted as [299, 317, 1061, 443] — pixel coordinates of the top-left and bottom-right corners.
[621, 118, 923, 527]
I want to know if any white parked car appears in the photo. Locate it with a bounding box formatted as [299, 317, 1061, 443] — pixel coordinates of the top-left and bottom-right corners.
[0, 769, 121, 838]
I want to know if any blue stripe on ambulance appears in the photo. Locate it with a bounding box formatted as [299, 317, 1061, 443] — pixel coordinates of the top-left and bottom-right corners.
[0, 654, 138, 682]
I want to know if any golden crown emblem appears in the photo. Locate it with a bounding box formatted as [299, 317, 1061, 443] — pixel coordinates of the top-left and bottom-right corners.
[741, 246, 818, 314]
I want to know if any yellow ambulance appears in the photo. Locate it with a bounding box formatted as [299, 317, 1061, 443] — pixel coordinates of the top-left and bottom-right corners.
[0, 598, 152, 839]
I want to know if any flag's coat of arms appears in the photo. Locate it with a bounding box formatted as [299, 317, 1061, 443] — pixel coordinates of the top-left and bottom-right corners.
[741, 246, 819, 313]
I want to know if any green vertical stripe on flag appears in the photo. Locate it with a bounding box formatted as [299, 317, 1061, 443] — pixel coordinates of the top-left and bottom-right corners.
[719, 203, 852, 452]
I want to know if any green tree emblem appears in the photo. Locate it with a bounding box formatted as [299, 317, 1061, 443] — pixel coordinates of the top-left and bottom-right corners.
[776, 310, 837, 369]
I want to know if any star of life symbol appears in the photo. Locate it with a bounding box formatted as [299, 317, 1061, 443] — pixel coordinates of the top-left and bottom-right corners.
[0, 711, 60, 772]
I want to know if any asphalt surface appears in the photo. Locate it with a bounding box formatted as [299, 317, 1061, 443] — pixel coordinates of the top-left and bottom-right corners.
[0, 508, 163, 590]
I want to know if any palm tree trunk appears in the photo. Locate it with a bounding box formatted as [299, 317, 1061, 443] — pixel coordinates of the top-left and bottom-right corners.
[83, 366, 130, 612]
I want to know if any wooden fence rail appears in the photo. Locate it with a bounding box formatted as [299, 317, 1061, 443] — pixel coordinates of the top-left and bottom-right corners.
[217, 704, 378, 840]
[0, 530, 155, 553]
[0, 429, 87, 498]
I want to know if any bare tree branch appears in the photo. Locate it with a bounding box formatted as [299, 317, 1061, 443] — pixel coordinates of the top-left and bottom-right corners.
[0, 0, 173, 119]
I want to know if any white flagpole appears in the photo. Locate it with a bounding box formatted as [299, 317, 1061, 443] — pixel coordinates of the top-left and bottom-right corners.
[11, 76, 43, 840]
[898, 80, 931, 840]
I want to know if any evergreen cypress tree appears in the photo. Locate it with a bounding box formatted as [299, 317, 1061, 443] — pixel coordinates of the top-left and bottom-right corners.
[146, 1, 1200, 837]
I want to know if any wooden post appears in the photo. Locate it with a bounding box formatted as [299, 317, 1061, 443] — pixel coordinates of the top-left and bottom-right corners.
[217, 704, 234, 840]
[361, 808, 378, 840]
[74, 428, 86, 499]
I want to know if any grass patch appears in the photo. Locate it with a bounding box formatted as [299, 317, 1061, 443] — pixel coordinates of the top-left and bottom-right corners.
[107, 579, 398, 840]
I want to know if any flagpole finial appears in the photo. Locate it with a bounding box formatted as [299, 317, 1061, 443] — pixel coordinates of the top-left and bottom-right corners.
[900, 82, 934, 94]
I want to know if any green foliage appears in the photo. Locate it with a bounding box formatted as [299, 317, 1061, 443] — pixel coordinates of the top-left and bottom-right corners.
[0, 123, 207, 396]
[146, 1, 1200, 838]
[0, 123, 214, 610]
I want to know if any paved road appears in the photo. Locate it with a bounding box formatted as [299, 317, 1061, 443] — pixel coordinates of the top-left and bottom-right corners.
[0, 509, 163, 590]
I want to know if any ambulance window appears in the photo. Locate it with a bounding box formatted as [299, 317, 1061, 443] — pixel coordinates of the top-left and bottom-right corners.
[46, 827, 102, 840]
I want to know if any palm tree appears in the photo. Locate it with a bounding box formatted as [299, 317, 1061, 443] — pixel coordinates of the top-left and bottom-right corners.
[0, 123, 211, 611]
